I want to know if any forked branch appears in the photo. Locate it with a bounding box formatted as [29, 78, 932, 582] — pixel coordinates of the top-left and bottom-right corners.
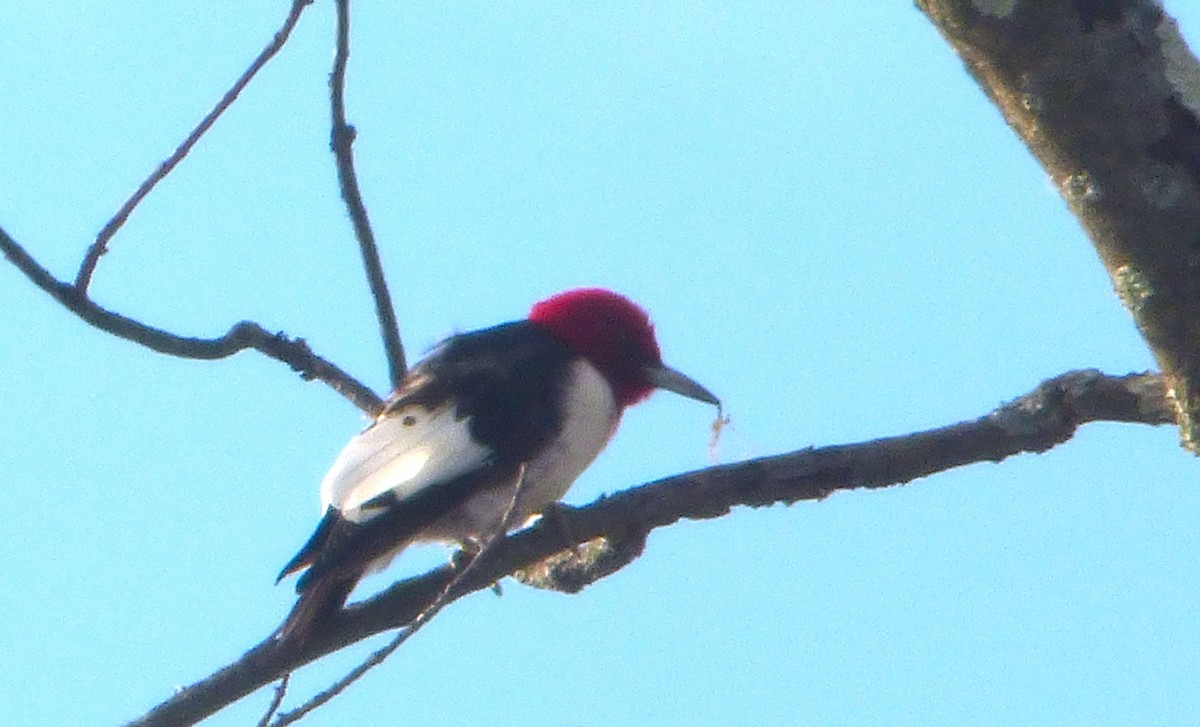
[75, 0, 316, 294]
[1, 226, 382, 414]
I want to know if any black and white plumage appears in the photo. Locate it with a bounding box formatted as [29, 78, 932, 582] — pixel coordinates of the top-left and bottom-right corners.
[276, 289, 719, 643]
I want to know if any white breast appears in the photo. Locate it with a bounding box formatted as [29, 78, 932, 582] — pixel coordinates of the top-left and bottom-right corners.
[521, 357, 620, 508]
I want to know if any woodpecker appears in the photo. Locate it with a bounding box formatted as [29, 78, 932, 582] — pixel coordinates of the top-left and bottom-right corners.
[276, 288, 719, 643]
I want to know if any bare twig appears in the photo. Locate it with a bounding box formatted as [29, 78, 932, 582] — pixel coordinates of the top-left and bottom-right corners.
[270, 467, 529, 726]
[256, 674, 290, 727]
[329, 0, 407, 386]
[75, 0, 315, 294]
[2, 225, 383, 414]
[127, 369, 1172, 726]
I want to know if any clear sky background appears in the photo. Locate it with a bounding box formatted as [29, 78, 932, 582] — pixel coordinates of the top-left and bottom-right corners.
[3, 3, 1199, 726]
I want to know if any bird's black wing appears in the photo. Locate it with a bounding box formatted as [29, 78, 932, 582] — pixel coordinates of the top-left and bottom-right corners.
[276, 321, 575, 643]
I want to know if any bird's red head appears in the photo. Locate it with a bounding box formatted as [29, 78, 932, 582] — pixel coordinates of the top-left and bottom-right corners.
[528, 288, 663, 408]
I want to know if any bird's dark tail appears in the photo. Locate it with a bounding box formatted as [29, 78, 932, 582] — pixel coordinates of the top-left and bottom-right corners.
[275, 572, 357, 649]
[275, 507, 357, 648]
[274, 468, 515, 647]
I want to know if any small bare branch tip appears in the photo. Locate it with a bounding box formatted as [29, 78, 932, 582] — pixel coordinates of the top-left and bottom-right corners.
[256, 674, 290, 727]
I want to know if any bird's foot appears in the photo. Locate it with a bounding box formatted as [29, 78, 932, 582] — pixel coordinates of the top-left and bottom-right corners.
[538, 501, 584, 555]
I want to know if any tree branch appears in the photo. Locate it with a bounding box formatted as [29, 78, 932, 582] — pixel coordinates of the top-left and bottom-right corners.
[255, 674, 288, 727]
[916, 0, 1200, 451]
[1, 225, 382, 414]
[127, 369, 1172, 726]
[268, 465, 531, 726]
[75, 0, 315, 294]
[329, 0, 408, 387]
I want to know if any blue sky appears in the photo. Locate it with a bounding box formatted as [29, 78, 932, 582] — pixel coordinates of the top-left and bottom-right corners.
[3, 3, 1199, 725]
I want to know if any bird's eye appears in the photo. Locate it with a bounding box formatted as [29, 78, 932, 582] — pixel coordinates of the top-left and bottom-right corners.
[402, 415, 417, 427]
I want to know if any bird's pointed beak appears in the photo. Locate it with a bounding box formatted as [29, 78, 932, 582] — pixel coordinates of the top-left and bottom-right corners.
[645, 364, 721, 407]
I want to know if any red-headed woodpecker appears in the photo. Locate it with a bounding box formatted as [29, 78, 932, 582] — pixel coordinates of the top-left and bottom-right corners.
[276, 288, 719, 642]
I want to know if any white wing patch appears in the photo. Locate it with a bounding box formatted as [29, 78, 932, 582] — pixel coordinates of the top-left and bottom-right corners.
[319, 404, 492, 523]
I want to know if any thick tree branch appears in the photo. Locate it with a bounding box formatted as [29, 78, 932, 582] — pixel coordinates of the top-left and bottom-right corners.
[1, 226, 382, 414]
[329, 0, 408, 386]
[128, 369, 1171, 726]
[75, 0, 314, 294]
[916, 0, 1200, 451]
